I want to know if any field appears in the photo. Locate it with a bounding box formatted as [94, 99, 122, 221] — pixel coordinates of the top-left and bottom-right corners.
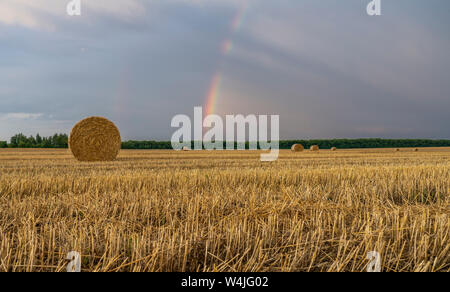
[0, 148, 448, 272]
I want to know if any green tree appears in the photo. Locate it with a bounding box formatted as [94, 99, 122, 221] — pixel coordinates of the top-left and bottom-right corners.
[36, 134, 43, 146]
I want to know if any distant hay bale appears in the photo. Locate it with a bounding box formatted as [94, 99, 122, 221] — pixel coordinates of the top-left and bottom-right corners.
[291, 144, 304, 152]
[415, 148, 419, 152]
[182, 146, 191, 151]
[396, 149, 400, 152]
[69, 117, 121, 162]
[331, 147, 337, 151]
[310, 145, 319, 151]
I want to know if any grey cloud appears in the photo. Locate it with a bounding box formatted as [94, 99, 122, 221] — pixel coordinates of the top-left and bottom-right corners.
[0, 0, 449, 141]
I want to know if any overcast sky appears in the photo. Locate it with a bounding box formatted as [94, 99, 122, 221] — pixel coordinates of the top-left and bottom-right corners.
[0, 0, 449, 141]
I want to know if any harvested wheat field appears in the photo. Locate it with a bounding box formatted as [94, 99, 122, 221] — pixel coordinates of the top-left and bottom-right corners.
[0, 148, 449, 272]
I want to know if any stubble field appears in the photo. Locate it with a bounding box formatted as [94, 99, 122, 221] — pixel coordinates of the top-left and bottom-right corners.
[0, 148, 448, 272]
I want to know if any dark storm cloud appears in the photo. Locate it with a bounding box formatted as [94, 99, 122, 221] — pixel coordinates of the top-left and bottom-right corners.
[0, 0, 449, 141]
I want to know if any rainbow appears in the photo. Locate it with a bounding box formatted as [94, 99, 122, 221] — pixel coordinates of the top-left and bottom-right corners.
[204, 73, 222, 117]
[204, 1, 249, 116]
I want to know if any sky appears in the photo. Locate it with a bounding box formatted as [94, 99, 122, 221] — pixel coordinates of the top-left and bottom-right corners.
[0, 0, 449, 141]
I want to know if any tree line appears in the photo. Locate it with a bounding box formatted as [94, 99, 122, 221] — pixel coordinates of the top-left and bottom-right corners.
[0, 133, 68, 148]
[122, 139, 450, 149]
[1, 135, 450, 149]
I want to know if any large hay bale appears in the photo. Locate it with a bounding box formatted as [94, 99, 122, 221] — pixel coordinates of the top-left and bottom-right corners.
[291, 144, 304, 152]
[182, 146, 191, 151]
[310, 145, 319, 151]
[331, 147, 337, 151]
[69, 117, 121, 162]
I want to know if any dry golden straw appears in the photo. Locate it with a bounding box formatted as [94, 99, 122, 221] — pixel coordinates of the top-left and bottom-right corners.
[0, 148, 449, 272]
[310, 145, 319, 151]
[291, 144, 304, 152]
[69, 117, 121, 162]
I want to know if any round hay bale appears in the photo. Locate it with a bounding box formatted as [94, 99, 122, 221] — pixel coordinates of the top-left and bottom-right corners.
[310, 145, 319, 151]
[69, 117, 121, 162]
[396, 149, 400, 152]
[182, 146, 191, 151]
[291, 144, 304, 152]
[415, 148, 419, 152]
[331, 147, 337, 151]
